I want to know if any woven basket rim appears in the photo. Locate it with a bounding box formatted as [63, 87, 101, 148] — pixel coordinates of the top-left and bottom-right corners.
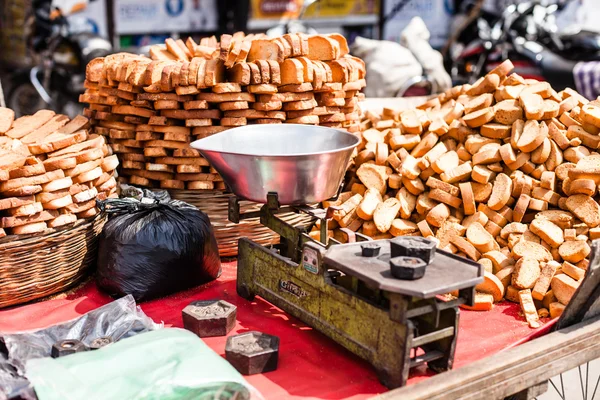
[0, 213, 106, 250]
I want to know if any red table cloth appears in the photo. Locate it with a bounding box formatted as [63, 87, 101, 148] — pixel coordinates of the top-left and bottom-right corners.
[0, 262, 554, 399]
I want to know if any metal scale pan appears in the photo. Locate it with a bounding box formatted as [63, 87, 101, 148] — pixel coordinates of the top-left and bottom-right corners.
[191, 124, 360, 205]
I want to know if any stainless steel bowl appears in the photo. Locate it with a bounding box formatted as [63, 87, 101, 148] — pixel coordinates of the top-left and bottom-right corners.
[191, 124, 360, 205]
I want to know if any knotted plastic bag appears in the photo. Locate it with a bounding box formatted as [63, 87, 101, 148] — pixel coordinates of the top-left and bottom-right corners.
[96, 198, 221, 301]
[26, 329, 263, 400]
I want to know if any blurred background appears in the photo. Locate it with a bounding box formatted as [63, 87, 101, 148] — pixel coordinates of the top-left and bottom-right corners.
[1, 0, 600, 116]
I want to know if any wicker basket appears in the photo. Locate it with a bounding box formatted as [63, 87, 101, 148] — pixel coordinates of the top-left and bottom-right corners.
[168, 190, 310, 257]
[0, 215, 107, 309]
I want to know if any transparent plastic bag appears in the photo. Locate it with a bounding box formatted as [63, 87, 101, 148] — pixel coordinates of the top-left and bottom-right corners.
[26, 329, 264, 400]
[0, 295, 161, 399]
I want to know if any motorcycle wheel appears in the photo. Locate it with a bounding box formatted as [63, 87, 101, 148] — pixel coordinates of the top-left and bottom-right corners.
[7, 80, 49, 118]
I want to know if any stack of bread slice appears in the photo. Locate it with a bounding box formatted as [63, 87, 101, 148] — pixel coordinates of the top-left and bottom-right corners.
[79, 32, 365, 190]
[0, 108, 118, 237]
[319, 60, 599, 327]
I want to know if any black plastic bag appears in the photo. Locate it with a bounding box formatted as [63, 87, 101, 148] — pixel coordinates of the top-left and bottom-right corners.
[96, 198, 221, 301]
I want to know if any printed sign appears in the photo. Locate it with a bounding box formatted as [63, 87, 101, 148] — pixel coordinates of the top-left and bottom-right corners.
[251, 0, 379, 20]
[302, 247, 319, 275]
[383, 0, 454, 48]
[114, 0, 218, 34]
[279, 280, 308, 298]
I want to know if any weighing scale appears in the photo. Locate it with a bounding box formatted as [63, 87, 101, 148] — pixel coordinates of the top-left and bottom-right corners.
[192, 125, 484, 388]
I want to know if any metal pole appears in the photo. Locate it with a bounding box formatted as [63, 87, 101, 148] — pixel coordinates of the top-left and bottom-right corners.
[0, 78, 6, 108]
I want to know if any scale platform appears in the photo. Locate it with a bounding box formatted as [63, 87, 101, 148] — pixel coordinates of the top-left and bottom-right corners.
[325, 239, 483, 298]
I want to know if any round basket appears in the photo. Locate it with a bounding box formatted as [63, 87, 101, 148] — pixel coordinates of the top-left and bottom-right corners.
[0, 214, 107, 309]
[168, 190, 311, 257]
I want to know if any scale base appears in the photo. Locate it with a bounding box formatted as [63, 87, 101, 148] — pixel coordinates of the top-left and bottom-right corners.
[237, 237, 461, 389]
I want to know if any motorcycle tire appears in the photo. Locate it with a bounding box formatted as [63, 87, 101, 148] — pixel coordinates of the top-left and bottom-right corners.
[6, 74, 49, 118]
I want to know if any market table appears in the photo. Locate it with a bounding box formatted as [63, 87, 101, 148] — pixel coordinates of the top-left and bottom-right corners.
[0, 261, 556, 400]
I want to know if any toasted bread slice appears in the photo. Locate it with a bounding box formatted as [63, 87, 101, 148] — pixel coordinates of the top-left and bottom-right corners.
[297, 33, 309, 56]
[219, 34, 233, 61]
[28, 130, 88, 155]
[283, 34, 301, 57]
[204, 59, 225, 87]
[307, 35, 340, 61]
[247, 39, 284, 63]
[225, 38, 243, 68]
[236, 39, 252, 63]
[6, 110, 56, 139]
[85, 57, 105, 82]
[281, 58, 305, 85]
[48, 213, 77, 228]
[0, 107, 15, 134]
[165, 38, 189, 61]
[0, 150, 27, 171]
[149, 45, 177, 61]
[327, 33, 349, 57]
[12, 221, 48, 235]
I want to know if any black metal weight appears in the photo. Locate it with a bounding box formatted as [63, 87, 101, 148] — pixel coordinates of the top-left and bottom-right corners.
[51, 339, 87, 358]
[89, 337, 113, 350]
[182, 299, 237, 337]
[225, 331, 279, 375]
[390, 236, 437, 264]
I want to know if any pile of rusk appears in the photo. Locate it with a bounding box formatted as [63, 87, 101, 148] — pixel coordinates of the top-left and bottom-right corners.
[0, 110, 118, 237]
[321, 60, 598, 327]
[79, 32, 366, 190]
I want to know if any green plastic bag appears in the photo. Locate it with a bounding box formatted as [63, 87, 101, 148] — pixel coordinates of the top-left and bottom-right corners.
[25, 329, 261, 400]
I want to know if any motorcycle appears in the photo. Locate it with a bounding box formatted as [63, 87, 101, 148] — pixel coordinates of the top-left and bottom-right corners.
[266, 0, 319, 37]
[447, 0, 600, 92]
[7, 1, 112, 118]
